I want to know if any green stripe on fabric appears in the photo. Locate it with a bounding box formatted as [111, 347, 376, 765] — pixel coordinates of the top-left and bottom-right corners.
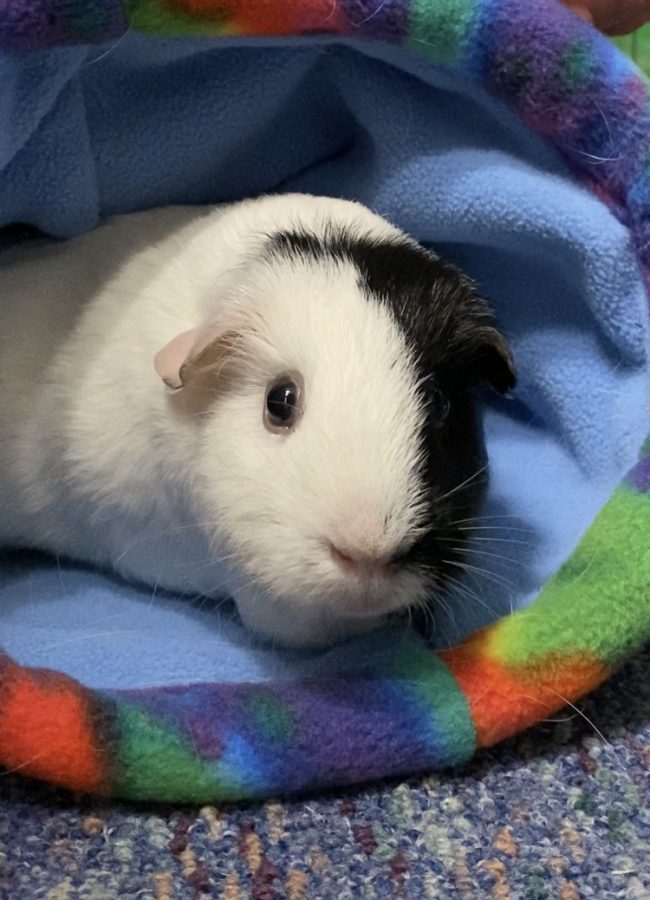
[392, 644, 476, 765]
[112, 702, 238, 803]
[407, 0, 475, 66]
[613, 25, 650, 76]
[492, 486, 650, 667]
[123, 0, 229, 37]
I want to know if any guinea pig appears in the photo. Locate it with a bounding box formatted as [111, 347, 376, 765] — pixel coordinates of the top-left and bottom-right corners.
[0, 194, 515, 648]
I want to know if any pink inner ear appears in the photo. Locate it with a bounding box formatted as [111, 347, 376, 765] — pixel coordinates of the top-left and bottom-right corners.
[154, 329, 197, 390]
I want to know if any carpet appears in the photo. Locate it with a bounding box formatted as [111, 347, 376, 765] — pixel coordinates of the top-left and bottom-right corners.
[1, 645, 647, 899]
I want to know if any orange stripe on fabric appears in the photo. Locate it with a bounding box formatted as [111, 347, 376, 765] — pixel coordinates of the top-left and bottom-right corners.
[172, 0, 348, 34]
[0, 657, 107, 793]
[440, 637, 608, 747]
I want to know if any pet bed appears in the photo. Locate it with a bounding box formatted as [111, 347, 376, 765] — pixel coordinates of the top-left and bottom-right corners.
[0, 0, 648, 802]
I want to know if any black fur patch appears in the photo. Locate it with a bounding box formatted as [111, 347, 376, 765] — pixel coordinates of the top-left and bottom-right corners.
[266, 226, 514, 394]
[265, 223, 515, 587]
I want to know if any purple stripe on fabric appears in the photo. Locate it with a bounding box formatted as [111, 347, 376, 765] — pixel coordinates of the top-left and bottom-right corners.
[113, 674, 462, 793]
[340, 0, 410, 41]
[626, 454, 650, 493]
[0, 0, 126, 50]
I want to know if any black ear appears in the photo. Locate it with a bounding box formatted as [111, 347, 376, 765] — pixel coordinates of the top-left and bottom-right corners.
[472, 326, 516, 394]
[446, 295, 516, 395]
[422, 261, 515, 396]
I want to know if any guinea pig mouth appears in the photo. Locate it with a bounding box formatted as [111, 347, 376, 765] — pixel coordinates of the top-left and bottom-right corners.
[333, 573, 425, 620]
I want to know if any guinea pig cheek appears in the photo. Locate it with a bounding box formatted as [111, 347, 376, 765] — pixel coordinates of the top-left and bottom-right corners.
[195, 382, 314, 583]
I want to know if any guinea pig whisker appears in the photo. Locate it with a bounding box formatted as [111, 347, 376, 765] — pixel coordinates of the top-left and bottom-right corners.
[457, 564, 518, 594]
[439, 572, 483, 607]
[446, 546, 526, 568]
[36, 630, 139, 653]
[412, 598, 438, 637]
[179, 563, 241, 599]
[442, 573, 502, 620]
[1, 750, 51, 779]
[443, 559, 518, 594]
[436, 535, 530, 559]
[418, 563, 465, 591]
[451, 523, 535, 536]
[190, 592, 228, 612]
[434, 466, 488, 505]
[443, 559, 515, 590]
[438, 584, 484, 621]
[450, 513, 531, 524]
[543, 691, 619, 759]
[449, 534, 531, 546]
[431, 593, 458, 633]
[187, 549, 242, 574]
[112, 519, 222, 564]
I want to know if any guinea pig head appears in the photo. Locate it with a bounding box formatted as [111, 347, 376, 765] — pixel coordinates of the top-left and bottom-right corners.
[154, 226, 515, 647]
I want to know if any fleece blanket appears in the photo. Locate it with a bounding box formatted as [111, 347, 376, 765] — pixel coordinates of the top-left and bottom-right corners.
[0, 0, 649, 802]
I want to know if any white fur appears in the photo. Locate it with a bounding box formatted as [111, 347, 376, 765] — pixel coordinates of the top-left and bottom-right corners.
[0, 194, 431, 646]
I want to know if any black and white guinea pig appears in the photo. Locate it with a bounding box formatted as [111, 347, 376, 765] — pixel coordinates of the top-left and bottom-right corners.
[0, 194, 514, 647]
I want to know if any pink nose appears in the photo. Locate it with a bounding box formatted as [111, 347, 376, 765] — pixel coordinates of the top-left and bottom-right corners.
[330, 543, 395, 574]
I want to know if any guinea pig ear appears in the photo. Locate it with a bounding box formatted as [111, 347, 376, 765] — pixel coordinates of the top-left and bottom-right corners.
[472, 327, 516, 395]
[154, 323, 241, 391]
[154, 330, 198, 391]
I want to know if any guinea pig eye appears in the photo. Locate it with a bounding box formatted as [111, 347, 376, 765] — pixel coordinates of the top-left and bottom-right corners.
[264, 376, 303, 433]
[427, 387, 450, 429]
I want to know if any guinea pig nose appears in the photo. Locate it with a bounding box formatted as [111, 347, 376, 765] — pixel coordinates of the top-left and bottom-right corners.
[329, 543, 396, 574]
